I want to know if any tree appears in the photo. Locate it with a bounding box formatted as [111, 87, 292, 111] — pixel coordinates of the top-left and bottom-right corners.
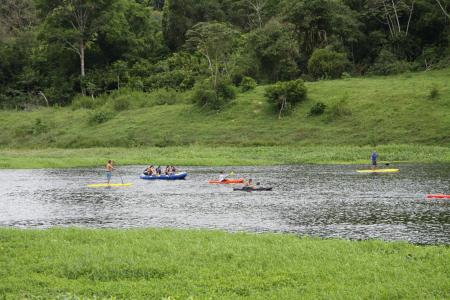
[282, 0, 361, 60]
[39, 0, 113, 82]
[245, 0, 267, 29]
[185, 22, 238, 91]
[0, 0, 37, 40]
[245, 19, 300, 82]
[265, 79, 307, 118]
[308, 48, 352, 79]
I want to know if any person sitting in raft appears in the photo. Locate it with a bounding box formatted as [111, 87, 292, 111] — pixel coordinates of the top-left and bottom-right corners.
[143, 165, 155, 176]
[164, 166, 170, 175]
[106, 160, 114, 184]
[156, 166, 162, 176]
[371, 150, 379, 170]
[170, 165, 177, 175]
[219, 171, 229, 182]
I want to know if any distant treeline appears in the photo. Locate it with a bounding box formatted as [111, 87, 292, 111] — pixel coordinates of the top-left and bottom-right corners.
[0, 0, 449, 108]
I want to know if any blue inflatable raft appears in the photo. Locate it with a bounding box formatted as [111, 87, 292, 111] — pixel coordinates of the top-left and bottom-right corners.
[140, 172, 188, 180]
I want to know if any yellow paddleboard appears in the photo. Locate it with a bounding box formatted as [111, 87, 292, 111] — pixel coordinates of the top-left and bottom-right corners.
[356, 169, 399, 173]
[87, 183, 133, 188]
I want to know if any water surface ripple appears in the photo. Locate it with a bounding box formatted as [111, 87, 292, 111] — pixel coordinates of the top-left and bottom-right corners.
[0, 164, 449, 244]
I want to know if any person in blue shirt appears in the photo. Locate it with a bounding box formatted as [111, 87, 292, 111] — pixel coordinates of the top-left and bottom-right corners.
[371, 150, 379, 170]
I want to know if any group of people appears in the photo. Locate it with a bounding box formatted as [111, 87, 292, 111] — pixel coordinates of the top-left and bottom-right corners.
[106, 151, 381, 183]
[143, 165, 177, 176]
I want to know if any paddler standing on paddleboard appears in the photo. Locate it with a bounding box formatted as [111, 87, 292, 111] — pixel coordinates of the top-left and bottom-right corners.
[371, 150, 378, 170]
[106, 160, 114, 184]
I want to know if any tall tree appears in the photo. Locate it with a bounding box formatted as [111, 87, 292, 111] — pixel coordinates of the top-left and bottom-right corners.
[38, 0, 113, 81]
[185, 22, 238, 90]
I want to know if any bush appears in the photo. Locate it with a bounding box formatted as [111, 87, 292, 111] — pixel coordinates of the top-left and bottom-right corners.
[308, 48, 351, 79]
[72, 96, 95, 110]
[369, 49, 412, 75]
[112, 97, 130, 111]
[428, 86, 440, 100]
[309, 102, 326, 116]
[154, 89, 179, 105]
[192, 79, 236, 110]
[265, 79, 307, 118]
[240, 77, 257, 92]
[88, 110, 114, 124]
[327, 98, 352, 121]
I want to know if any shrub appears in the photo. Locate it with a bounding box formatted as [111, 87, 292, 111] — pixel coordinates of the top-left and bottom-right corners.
[428, 86, 440, 100]
[308, 48, 351, 79]
[240, 77, 257, 92]
[265, 79, 307, 118]
[31, 118, 48, 134]
[88, 110, 113, 124]
[217, 81, 236, 101]
[326, 98, 352, 121]
[309, 102, 326, 116]
[112, 97, 130, 111]
[369, 49, 412, 75]
[192, 79, 236, 110]
[155, 89, 179, 105]
[72, 96, 95, 110]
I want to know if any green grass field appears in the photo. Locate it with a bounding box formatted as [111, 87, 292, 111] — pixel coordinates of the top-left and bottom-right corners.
[0, 144, 449, 169]
[0, 69, 449, 149]
[0, 228, 449, 299]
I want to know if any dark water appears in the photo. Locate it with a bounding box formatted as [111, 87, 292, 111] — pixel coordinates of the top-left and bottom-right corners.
[0, 164, 449, 244]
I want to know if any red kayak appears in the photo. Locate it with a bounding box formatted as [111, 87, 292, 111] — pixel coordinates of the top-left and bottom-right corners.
[426, 194, 450, 199]
[208, 178, 244, 184]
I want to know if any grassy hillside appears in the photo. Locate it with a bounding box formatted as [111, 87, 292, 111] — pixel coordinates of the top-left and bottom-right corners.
[0, 69, 449, 149]
[1, 228, 449, 299]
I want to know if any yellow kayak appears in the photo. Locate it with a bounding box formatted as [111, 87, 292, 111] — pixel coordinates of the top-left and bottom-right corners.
[356, 169, 399, 173]
[87, 183, 133, 188]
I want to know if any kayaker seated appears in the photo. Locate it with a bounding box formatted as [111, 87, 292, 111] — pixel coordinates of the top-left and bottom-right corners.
[244, 179, 255, 189]
[219, 171, 229, 182]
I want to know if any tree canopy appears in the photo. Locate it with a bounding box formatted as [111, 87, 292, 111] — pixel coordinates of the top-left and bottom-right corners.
[0, 0, 449, 108]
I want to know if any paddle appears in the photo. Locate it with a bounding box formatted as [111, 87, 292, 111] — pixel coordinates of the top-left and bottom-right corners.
[113, 160, 124, 184]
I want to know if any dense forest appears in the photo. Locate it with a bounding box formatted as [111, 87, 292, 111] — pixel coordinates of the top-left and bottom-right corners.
[0, 0, 449, 109]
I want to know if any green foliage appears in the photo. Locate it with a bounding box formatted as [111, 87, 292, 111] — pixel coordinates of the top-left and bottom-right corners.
[88, 110, 114, 124]
[192, 79, 236, 110]
[327, 98, 352, 121]
[245, 19, 300, 82]
[240, 76, 257, 92]
[265, 79, 307, 117]
[0, 68, 449, 149]
[113, 97, 131, 111]
[72, 96, 95, 110]
[31, 118, 48, 134]
[428, 86, 440, 100]
[282, 0, 361, 57]
[308, 48, 351, 79]
[153, 88, 180, 105]
[309, 102, 327, 116]
[369, 49, 412, 75]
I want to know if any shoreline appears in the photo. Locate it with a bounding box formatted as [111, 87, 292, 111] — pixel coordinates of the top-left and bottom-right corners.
[0, 144, 449, 169]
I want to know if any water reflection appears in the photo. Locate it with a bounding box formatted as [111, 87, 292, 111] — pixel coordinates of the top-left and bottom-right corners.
[0, 164, 449, 244]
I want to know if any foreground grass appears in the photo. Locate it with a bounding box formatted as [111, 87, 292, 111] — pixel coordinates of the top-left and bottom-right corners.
[0, 228, 448, 299]
[0, 69, 449, 149]
[0, 144, 450, 168]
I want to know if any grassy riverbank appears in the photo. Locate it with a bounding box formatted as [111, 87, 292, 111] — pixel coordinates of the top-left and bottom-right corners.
[0, 69, 449, 150]
[0, 228, 448, 299]
[0, 144, 450, 169]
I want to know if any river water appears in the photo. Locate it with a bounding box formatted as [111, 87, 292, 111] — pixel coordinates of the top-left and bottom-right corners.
[0, 164, 449, 244]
